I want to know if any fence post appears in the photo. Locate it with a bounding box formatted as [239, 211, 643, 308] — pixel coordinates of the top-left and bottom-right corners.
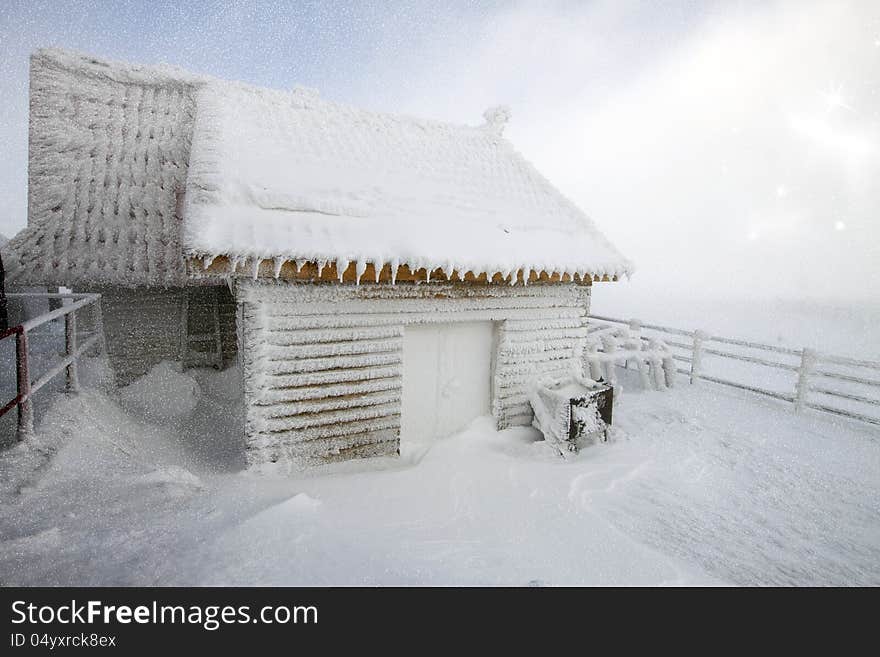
[647, 338, 667, 390]
[92, 296, 106, 356]
[65, 309, 79, 392]
[690, 330, 707, 384]
[600, 335, 618, 385]
[795, 348, 816, 412]
[16, 329, 33, 440]
[624, 318, 642, 371]
[586, 343, 604, 380]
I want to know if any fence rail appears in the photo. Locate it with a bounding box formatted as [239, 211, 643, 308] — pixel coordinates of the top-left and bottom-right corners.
[1, 293, 104, 439]
[587, 314, 880, 428]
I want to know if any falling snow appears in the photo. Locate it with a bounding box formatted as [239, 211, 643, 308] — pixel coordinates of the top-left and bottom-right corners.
[0, 0, 878, 589]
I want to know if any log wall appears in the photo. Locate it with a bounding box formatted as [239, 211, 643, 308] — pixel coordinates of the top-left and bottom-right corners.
[237, 281, 592, 467]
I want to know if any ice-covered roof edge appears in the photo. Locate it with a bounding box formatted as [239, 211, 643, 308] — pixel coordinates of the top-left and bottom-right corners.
[185, 254, 625, 287]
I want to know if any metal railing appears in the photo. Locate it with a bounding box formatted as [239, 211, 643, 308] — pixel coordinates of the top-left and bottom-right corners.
[1, 293, 104, 439]
[588, 314, 880, 428]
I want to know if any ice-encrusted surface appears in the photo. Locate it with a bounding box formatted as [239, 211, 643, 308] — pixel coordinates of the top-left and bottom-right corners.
[183, 82, 631, 281]
[5, 49, 198, 287]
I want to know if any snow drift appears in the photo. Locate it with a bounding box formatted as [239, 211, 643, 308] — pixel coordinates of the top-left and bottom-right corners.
[1, 362, 878, 586]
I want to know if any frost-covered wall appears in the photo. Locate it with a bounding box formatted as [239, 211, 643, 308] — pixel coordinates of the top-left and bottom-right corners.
[91, 286, 236, 385]
[5, 49, 198, 288]
[237, 281, 591, 467]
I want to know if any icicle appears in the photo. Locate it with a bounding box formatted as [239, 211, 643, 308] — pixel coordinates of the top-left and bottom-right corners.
[318, 260, 327, 277]
[523, 269, 529, 286]
[273, 257, 284, 279]
[202, 254, 215, 270]
[425, 267, 431, 283]
[374, 260, 382, 283]
[230, 256, 241, 275]
[390, 258, 399, 285]
[339, 259, 349, 282]
[291, 260, 300, 274]
[355, 259, 367, 285]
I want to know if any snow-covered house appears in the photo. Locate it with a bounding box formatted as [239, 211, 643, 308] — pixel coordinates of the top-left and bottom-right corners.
[3, 49, 631, 467]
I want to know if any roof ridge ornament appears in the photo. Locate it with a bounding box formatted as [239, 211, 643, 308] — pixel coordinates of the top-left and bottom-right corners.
[482, 105, 510, 136]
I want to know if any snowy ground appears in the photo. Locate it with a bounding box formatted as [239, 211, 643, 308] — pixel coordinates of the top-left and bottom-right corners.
[0, 360, 877, 586]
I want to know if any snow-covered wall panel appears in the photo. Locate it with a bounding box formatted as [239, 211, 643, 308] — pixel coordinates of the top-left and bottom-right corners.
[95, 288, 186, 384]
[237, 281, 591, 468]
[88, 286, 237, 385]
[183, 285, 238, 367]
[401, 321, 495, 444]
[5, 49, 197, 288]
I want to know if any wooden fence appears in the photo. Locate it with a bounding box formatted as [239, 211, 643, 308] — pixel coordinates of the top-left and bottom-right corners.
[588, 314, 880, 427]
[0, 293, 104, 439]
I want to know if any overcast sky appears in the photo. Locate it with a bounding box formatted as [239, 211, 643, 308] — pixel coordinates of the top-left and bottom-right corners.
[1, 0, 877, 303]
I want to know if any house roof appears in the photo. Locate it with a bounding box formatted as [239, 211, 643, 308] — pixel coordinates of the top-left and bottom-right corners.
[4, 48, 631, 288]
[184, 84, 631, 283]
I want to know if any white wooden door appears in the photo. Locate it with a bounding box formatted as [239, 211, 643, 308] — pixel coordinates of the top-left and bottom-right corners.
[401, 321, 494, 444]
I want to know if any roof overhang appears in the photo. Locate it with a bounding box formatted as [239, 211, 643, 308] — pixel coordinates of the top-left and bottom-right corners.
[186, 255, 618, 285]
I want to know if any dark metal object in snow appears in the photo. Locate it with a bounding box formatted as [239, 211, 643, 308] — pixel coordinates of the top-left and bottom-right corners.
[569, 383, 613, 444]
[529, 377, 614, 456]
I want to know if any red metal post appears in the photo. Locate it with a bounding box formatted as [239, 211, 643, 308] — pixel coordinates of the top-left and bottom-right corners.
[16, 328, 33, 439]
[65, 309, 79, 392]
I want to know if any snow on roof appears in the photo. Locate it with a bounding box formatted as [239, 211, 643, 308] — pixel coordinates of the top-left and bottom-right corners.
[4, 49, 198, 288]
[184, 83, 631, 283]
[5, 48, 630, 288]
